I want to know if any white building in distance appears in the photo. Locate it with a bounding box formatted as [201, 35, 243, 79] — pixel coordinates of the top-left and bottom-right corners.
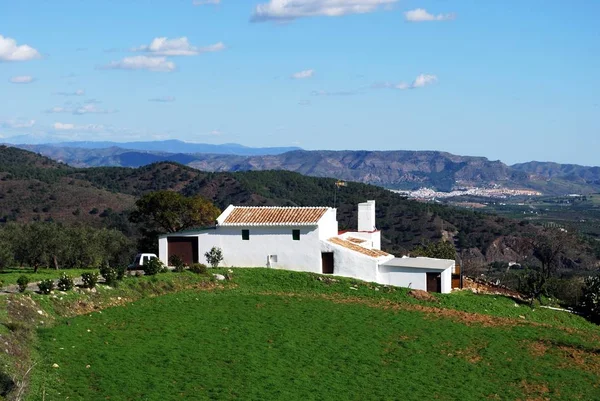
[158, 200, 455, 293]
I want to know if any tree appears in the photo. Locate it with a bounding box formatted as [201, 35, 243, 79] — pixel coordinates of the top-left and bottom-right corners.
[129, 191, 220, 233]
[519, 228, 575, 302]
[411, 240, 456, 260]
[580, 275, 600, 323]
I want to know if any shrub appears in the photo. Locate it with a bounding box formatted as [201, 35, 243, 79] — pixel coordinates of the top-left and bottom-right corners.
[116, 265, 127, 280]
[81, 272, 99, 289]
[205, 247, 224, 268]
[38, 279, 55, 295]
[143, 258, 165, 276]
[580, 275, 600, 323]
[169, 255, 186, 273]
[189, 263, 208, 275]
[99, 265, 120, 287]
[57, 273, 74, 291]
[16, 275, 29, 293]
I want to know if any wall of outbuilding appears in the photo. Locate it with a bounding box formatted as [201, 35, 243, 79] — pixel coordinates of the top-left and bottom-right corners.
[319, 241, 383, 282]
[378, 265, 452, 294]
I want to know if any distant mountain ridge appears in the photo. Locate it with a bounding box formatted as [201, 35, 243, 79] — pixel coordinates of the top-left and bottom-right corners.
[10, 142, 600, 195]
[8, 140, 301, 156]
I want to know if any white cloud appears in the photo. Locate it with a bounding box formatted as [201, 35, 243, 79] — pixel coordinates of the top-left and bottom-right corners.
[73, 104, 115, 115]
[56, 89, 85, 96]
[373, 73, 438, 90]
[193, 0, 221, 5]
[404, 8, 455, 22]
[46, 107, 69, 113]
[251, 0, 398, 22]
[149, 96, 176, 102]
[9, 75, 34, 84]
[291, 69, 315, 79]
[311, 89, 360, 96]
[53, 122, 75, 130]
[411, 73, 437, 88]
[53, 122, 105, 132]
[134, 37, 225, 56]
[46, 103, 115, 115]
[0, 35, 41, 61]
[1, 119, 36, 129]
[102, 56, 176, 72]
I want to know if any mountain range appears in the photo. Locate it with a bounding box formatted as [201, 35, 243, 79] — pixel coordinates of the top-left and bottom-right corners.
[9, 141, 600, 195]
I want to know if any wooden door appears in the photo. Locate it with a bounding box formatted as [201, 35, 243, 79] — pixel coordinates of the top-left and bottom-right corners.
[167, 237, 198, 266]
[426, 272, 441, 293]
[321, 252, 334, 274]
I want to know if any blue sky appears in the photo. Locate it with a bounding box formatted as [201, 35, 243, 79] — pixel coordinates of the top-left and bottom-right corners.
[1, 0, 598, 165]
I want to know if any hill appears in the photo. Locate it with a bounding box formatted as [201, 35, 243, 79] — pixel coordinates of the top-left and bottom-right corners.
[0, 146, 135, 225]
[12, 269, 600, 400]
[15, 144, 600, 195]
[1, 146, 598, 269]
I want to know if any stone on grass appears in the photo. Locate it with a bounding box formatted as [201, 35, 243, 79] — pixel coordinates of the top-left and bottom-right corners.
[213, 274, 226, 281]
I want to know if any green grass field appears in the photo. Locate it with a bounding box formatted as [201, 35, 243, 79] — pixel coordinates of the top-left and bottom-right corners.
[18, 269, 600, 400]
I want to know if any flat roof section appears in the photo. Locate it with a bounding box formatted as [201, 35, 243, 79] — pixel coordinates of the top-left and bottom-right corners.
[383, 257, 454, 270]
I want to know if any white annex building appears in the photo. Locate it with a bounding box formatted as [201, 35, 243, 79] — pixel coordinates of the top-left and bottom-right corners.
[158, 201, 456, 293]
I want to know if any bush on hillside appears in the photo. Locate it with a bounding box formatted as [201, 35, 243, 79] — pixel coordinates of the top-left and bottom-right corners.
[580, 275, 600, 323]
[57, 272, 74, 291]
[189, 263, 208, 275]
[143, 258, 165, 276]
[115, 265, 127, 281]
[100, 265, 121, 287]
[81, 272, 99, 289]
[38, 279, 55, 295]
[169, 255, 186, 273]
[205, 247, 224, 268]
[16, 275, 29, 293]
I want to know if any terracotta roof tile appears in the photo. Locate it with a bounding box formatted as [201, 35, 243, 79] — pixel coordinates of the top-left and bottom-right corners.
[328, 237, 391, 258]
[346, 237, 367, 244]
[222, 206, 329, 226]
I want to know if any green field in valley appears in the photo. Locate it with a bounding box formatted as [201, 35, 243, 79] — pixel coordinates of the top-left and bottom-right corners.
[16, 269, 600, 401]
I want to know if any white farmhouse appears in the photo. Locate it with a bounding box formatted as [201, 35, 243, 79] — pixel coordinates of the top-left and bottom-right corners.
[158, 200, 456, 293]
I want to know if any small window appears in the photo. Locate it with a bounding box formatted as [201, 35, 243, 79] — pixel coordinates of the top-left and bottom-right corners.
[242, 229, 250, 240]
[292, 229, 300, 241]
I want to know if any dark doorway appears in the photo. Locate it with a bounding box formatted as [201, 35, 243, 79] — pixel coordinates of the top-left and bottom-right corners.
[321, 252, 334, 274]
[167, 237, 198, 266]
[426, 272, 442, 293]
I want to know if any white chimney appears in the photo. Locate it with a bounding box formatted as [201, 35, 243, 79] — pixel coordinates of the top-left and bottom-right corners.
[358, 200, 376, 232]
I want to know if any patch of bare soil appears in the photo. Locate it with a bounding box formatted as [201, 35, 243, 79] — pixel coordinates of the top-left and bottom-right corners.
[408, 289, 439, 303]
[450, 344, 486, 364]
[259, 292, 531, 328]
[558, 345, 600, 376]
[463, 277, 525, 300]
[516, 379, 551, 401]
[527, 340, 549, 357]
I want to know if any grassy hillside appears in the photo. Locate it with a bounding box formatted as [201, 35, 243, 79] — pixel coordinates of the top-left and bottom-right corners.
[13, 269, 600, 400]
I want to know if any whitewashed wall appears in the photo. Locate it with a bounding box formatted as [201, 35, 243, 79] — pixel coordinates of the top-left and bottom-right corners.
[378, 265, 452, 294]
[440, 266, 452, 294]
[320, 241, 389, 282]
[317, 209, 339, 240]
[197, 226, 323, 272]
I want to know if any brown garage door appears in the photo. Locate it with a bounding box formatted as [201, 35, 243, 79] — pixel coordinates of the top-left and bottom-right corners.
[167, 237, 198, 266]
